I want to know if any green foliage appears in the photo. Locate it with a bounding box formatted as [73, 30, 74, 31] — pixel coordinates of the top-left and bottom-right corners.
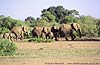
[0, 27, 10, 34]
[25, 16, 36, 27]
[41, 11, 56, 22]
[43, 5, 79, 23]
[79, 16, 98, 38]
[0, 39, 17, 56]
[28, 37, 54, 43]
[35, 19, 50, 27]
[14, 19, 25, 27]
[96, 19, 100, 36]
[49, 22, 60, 27]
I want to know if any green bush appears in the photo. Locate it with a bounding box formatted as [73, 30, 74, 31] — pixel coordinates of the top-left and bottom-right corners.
[0, 39, 17, 56]
[79, 16, 98, 38]
[0, 27, 10, 34]
[28, 37, 54, 43]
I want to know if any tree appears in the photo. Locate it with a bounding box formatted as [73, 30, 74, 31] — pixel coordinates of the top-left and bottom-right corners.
[42, 5, 79, 23]
[35, 19, 50, 27]
[96, 19, 100, 36]
[25, 16, 36, 27]
[79, 16, 98, 37]
[0, 27, 10, 34]
[41, 11, 56, 22]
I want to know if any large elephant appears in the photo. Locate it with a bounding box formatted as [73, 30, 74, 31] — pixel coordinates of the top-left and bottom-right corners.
[51, 23, 81, 41]
[32, 27, 53, 39]
[59, 23, 81, 40]
[32, 27, 44, 38]
[11, 26, 28, 40]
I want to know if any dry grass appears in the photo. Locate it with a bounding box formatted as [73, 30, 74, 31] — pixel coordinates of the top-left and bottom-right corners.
[0, 40, 100, 65]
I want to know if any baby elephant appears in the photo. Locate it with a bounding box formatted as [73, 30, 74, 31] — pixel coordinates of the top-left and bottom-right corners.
[3, 32, 16, 41]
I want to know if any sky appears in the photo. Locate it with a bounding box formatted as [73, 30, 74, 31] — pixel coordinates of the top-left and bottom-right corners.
[0, 0, 100, 20]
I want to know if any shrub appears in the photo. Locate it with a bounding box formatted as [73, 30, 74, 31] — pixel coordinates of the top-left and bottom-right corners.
[0, 39, 17, 56]
[0, 27, 10, 34]
[28, 37, 54, 43]
[79, 16, 98, 38]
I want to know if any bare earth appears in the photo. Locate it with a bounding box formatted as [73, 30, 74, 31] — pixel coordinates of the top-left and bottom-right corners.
[0, 40, 100, 65]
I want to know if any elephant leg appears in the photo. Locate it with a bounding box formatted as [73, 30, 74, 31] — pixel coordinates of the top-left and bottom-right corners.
[65, 35, 68, 41]
[46, 35, 48, 39]
[16, 36, 18, 41]
[54, 36, 58, 41]
[16, 34, 19, 41]
[73, 34, 76, 40]
[19, 34, 23, 40]
[70, 30, 76, 40]
[46, 34, 51, 39]
[53, 32, 59, 41]
[10, 37, 13, 41]
[41, 32, 46, 39]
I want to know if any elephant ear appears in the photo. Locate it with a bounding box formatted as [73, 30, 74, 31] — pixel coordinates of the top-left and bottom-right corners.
[22, 27, 25, 32]
[22, 26, 27, 32]
[71, 23, 81, 38]
[42, 27, 49, 34]
[71, 23, 78, 31]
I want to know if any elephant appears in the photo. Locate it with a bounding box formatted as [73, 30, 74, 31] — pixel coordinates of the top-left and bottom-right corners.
[32, 27, 44, 38]
[3, 33, 10, 39]
[42, 27, 54, 39]
[51, 23, 81, 41]
[41, 32, 46, 39]
[59, 23, 81, 40]
[32, 26, 54, 39]
[46, 32, 54, 39]
[11, 26, 28, 41]
[2, 32, 16, 41]
[9, 33, 16, 41]
[51, 26, 60, 41]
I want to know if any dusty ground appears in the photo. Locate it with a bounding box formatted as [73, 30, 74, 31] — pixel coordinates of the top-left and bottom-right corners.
[0, 40, 100, 65]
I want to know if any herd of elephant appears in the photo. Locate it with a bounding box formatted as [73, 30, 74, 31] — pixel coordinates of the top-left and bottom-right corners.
[0, 23, 81, 41]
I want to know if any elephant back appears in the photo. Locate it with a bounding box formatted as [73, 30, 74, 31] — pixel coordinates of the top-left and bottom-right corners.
[11, 27, 22, 35]
[32, 27, 43, 37]
[60, 24, 72, 32]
